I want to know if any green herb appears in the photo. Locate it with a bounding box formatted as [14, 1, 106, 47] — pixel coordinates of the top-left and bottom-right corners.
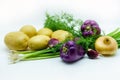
[44, 12, 83, 37]
[76, 35, 101, 51]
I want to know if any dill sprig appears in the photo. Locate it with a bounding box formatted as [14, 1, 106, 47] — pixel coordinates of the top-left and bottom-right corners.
[44, 12, 83, 37]
[76, 35, 101, 52]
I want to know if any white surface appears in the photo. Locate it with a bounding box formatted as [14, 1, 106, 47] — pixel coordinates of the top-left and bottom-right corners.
[0, 0, 120, 80]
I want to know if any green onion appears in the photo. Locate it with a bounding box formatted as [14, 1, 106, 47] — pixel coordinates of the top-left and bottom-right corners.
[107, 28, 120, 48]
[9, 43, 62, 64]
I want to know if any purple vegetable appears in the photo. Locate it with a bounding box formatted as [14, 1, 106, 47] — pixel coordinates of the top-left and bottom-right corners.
[81, 20, 101, 37]
[60, 41, 85, 63]
[48, 38, 59, 48]
[87, 49, 98, 59]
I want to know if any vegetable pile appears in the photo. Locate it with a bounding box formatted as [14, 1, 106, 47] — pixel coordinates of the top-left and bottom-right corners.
[4, 12, 120, 64]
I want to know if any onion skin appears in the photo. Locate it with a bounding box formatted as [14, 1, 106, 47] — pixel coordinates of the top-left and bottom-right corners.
[95, 36, 118, 56]
[48, 38, 59, 48]
[60, 41, 85, 63]
[81, 20, 101, 37]
[87, 49, 98, 59]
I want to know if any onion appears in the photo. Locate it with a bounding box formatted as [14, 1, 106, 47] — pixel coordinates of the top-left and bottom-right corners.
[87, 49, 98, 59]
[60, 41, 85, 63]
[81, 20, 101, 37]
[48, 38, 59, 48]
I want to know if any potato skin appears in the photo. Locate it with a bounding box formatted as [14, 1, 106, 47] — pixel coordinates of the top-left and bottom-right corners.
[51, 30, 72, 42]
[28, 35, 50, 50]
[20, 25, 37, 38]
[37, 28, 53, 37]
[4, 31, 29, 50]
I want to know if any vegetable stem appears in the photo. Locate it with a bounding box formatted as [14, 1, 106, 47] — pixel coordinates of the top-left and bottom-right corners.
[24, 54, 59, 61]
[107, 28, 120, 36]
[107, 28, 120, 48]
[23, 49, 52, 58]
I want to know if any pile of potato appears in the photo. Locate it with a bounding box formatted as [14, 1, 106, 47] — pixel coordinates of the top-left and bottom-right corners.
[4, 25, 72, 51]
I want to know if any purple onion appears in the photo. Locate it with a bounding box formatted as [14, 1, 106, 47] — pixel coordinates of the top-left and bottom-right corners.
[48, 38, 59, 48]
[81, 20, 101, 37]
[60, 41, 85, 63]
[87, 49, 98, 59]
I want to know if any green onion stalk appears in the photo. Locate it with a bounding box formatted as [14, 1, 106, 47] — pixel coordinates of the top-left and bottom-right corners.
[107, 28, 120, 48]
[9, 43, 62, 64]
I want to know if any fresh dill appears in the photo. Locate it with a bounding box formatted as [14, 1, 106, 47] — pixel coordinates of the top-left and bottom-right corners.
[44, 12, 83, 37]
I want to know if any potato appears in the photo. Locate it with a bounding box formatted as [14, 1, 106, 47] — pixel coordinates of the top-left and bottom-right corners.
[51, 30, 73, 42]
[28, 35, 50, 50]
[20, 25, 37, 38]
[37, 28, 53, 37]
[4, 31, 29, 50]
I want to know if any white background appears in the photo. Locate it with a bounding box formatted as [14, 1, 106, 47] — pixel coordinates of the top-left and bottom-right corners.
[0, 0, 120, 80]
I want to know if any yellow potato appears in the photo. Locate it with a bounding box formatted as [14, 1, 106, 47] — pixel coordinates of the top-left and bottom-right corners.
[4, 31, 29, 50]
[28, 35, 50, 50]
[51, 30, 73, 42]
[37, 28, 53, 37]
[20, 25, 37, 38]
